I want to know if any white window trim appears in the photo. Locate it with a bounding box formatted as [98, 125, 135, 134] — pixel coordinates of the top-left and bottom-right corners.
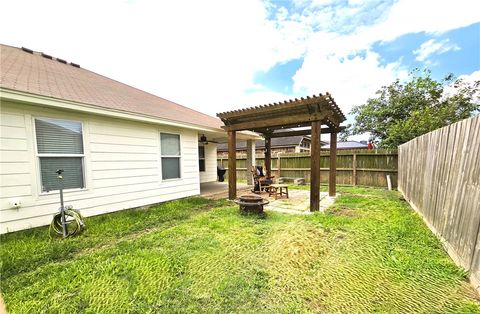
[33, 116, 87, 194]
[198, 145, 206, 172]
[159, 132, 182, 181]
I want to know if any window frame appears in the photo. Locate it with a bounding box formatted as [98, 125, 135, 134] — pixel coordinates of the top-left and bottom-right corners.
[33, 116, 87, 194]
[160, 132, 182, 181]
[198, 145, 206, 172]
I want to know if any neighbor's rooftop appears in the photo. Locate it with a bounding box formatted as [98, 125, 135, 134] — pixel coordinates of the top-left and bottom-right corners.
[322, 140, 369, 150]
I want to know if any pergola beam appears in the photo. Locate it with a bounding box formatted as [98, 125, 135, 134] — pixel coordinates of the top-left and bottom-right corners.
[217, 94, 334, 120]
[222, 111, 332, 132]
[264, 126, 346, 138]
[325, 114, 342, 128]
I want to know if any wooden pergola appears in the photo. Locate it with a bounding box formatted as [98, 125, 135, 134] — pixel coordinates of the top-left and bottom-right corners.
[217, 93, 346, 211]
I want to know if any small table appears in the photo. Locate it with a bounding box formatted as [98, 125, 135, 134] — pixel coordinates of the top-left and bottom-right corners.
[269, 184, 289, 199]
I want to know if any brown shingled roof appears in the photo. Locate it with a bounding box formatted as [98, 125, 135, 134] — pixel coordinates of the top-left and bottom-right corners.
[0, 44, 223, 129]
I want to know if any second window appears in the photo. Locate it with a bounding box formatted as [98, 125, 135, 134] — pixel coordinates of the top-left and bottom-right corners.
[160, 133, 181, 180]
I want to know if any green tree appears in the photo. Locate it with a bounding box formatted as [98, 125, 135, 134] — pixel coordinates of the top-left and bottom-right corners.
[350, 69, 480, 148]
[338, 123, 351, 141]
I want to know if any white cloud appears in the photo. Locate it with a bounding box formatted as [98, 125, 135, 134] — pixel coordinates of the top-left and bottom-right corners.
[413, 39, 460, 62]
[0, 0, 478, 119]
[4, 0, 326, 117]
[443, 70, 480, 99]
[283, 0, 479, 115]
[311, 0, 338, 6]
[459, 70, 480, 102]
[362, 0, 480, 43]
[457, 70, 480, 85]
[293, 43, 408, 114]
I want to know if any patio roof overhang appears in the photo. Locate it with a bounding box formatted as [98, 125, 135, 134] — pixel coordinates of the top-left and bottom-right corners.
[198, 129, 260, 144]
[216, 93, 347, 212]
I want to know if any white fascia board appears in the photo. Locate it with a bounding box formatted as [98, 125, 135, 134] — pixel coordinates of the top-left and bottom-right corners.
[237, 130, 261, 140]
[0, 88, 224, 133]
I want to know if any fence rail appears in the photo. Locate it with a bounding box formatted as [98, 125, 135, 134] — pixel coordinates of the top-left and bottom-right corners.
[398, 116, 480, 292]
[217, 149, 398, 188]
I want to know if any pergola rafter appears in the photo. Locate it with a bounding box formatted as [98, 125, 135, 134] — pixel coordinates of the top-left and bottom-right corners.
[217, 93, 346, 211]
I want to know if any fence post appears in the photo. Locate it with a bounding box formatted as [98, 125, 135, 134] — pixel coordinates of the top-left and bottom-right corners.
[352, 153, 357, 186]
[277, 154, 281, 178]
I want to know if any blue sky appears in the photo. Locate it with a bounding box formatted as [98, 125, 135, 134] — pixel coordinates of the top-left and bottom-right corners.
[0, 0, 479, 141]
[253, 59, 302, 94]
[253, 1, 479, 114]
[255, 22, 479, 96]
[372, 23, 480, 79]
[250, 1, 480, 138]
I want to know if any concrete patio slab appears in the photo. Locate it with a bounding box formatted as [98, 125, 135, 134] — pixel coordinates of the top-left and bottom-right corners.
[264, 189, 338, 214]
[200, 182, 250, 199]
[201, 183, 338, 214]
[234, 188, 338, 215]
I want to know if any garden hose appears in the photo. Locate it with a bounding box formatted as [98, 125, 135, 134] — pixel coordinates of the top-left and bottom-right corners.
[49, 208, 86, 238]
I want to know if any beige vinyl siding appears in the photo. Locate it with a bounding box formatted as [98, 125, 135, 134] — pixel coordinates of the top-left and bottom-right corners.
[199, 143, 218, 183]
[0, 100, 201, 233]
[0, 111, 32, 205]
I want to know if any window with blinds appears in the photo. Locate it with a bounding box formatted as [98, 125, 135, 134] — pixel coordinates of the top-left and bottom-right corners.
[35, 118, 85, 192]
[198, 145, 205, 172]
[160, 133, 181, 180]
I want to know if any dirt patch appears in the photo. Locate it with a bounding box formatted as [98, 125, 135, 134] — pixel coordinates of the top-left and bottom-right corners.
[266, 190, 336, 214]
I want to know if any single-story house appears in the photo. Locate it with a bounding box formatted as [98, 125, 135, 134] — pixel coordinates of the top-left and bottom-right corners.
[217, 135, 318, 158]
[0, 45, 257, 233]
[322, 140, 368, 150]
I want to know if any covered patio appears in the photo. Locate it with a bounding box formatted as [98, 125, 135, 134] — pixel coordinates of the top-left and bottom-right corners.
[216, 93, 346, 211]
[200, 182, 250, 199]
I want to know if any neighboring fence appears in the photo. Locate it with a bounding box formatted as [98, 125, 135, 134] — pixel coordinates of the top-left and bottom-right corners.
[217, 149, 398, 188]
[398, 116, 480, 291]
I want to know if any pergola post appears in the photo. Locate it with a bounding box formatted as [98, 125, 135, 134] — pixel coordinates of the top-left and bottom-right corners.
[310, 120, 321, 211]
[329, 131, 337, 197]
[246, 139, 256, 185]
[228, 130, 237, 200]
[265, 136, 272, 177]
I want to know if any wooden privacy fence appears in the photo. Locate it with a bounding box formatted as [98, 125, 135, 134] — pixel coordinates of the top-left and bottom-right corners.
[398, 116, 480, 292]
[218, 149, 398, 188]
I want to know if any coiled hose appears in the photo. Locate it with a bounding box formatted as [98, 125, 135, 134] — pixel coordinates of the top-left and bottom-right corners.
[49, 208, 86, 238]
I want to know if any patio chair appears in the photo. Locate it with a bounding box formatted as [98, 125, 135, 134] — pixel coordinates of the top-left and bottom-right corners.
[251, 165, 275, 194]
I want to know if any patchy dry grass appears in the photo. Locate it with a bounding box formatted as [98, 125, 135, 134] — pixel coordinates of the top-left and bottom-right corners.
[1, 187, 479, 313]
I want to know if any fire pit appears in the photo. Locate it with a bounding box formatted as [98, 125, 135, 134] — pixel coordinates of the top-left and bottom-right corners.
[234, 195, 269, 213]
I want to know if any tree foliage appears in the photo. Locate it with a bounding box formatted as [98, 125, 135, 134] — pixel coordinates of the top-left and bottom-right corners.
[338, 123, 351, 142]
[350, 69, 480, 148]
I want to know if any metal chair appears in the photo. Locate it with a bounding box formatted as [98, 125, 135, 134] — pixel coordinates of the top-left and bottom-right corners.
[251, 165, 274, 194]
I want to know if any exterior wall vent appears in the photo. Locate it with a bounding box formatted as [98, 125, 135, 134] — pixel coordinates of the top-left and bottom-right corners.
[41, 53, 52, 59]
[21, 47, 33, 54]
[56, 58, 67, 64]
[70, 62, 80, 68]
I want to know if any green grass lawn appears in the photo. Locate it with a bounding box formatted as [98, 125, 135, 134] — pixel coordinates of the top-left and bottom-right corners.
[1, 186, 479, 313]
